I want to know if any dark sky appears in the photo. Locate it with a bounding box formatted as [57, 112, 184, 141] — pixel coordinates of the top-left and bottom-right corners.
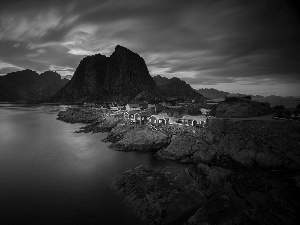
[0, 0, 300, 96]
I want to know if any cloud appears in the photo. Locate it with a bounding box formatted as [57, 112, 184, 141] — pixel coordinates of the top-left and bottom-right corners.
[0, 0, 299, 96]
[0, 62, 24, 75]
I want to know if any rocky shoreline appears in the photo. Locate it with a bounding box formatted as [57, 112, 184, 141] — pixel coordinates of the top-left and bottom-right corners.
[57, 107, 300, 224]
[57, 107, 99, 123]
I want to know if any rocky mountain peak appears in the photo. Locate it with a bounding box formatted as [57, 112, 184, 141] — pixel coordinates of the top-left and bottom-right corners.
[49, 45, 160, 103]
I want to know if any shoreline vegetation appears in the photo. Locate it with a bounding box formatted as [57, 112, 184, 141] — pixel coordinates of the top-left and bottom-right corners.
[57, 106, 300, 225]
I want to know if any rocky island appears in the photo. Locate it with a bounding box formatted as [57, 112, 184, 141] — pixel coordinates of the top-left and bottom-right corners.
[56, 105, 300, 225]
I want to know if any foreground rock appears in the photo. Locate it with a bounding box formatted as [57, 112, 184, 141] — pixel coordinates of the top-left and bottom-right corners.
[158, 120, 300, 169]
[112, 165, 204, 225]
[114, 165, 300, 225]
[109, 126, 170, 152]
[57, 107, 98, 123]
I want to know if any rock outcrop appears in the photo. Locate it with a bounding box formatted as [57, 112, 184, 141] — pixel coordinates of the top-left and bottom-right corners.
[57, 107, 98, 123]
[109, 126, 170, 152]
[102, 123, 136, 143]
[49, 45, 161, 103]
[75, 116, 122, 133]
[215, 98, 272, 118]
[156, 135, 218, 164]
[0, 69, 68, 102]
[158, 119, 300, 169]
[113, 165, 300, 225]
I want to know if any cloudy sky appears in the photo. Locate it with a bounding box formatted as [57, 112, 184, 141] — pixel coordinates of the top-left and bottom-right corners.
[0, 0, 300, 96]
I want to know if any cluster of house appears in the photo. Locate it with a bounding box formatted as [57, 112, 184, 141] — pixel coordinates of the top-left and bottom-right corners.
[83, 101, 210, 128]
[123, 103, 208, 128]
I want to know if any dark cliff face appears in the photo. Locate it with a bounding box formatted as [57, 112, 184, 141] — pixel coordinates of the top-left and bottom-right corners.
[153, 75, 205, 100]
[50, 45, 161, 103]
[0, 69, 68, 101]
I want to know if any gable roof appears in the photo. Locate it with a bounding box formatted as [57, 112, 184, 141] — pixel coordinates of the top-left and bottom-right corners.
[151, 113, 169, 120]
[127, 104, 140, 108]
[128, 110, 140, 115]
[139, 111, 151, 117]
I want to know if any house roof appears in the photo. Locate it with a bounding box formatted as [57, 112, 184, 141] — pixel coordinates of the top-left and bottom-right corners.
[139, 102, 148, 106]
[128, 110, 140, 115]
[139, 111, 151, 117]
[151, 113, 169, 119]
[183, 115, 207, 121]
[127, 104, 139, 108]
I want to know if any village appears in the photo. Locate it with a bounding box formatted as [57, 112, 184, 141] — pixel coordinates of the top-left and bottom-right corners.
[79, 99, 212, 129]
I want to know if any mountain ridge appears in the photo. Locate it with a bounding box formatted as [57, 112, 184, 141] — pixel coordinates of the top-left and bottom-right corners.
[153, 75, 205, 101]
[0, 69, 69, 102]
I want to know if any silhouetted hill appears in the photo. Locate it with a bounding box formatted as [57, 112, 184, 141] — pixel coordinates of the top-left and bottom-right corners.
[0, 69, 69, 102]
[153, 75, 205, 100]
[215, 97, 273, 118]
[196, 88, 230, 99]
[49, 45, 161, 103]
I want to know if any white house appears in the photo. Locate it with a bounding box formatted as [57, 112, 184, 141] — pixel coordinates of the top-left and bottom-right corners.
[125, 104, 141, 111]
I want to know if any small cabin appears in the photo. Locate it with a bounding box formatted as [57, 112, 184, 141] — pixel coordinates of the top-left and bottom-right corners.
[182, 115, 207, 127]
[124, 110, 140, 122]
[126, 104, 141, 111]
[150, 113, 169, 125]
[139, 112, 151, 124]
[118, 105, 126, 111]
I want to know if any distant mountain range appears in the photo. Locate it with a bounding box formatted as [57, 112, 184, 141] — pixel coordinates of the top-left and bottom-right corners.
[196, 88, 230, 99]
[153, 75, 204, 100]
[0, 70, 69, 102]
[196, 88, 300, 108]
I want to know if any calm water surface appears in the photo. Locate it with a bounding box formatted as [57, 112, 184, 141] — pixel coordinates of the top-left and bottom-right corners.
[0, 104, 177, 224]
